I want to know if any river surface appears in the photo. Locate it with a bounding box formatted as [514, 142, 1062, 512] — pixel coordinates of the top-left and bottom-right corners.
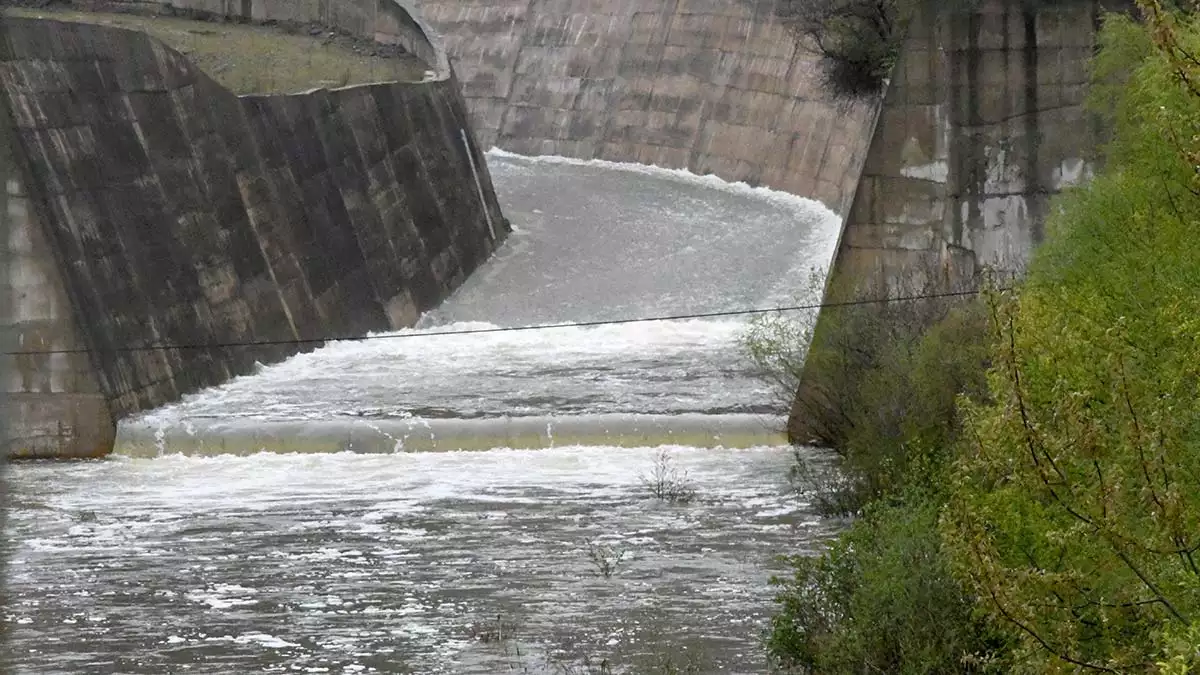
[3, 152, 841, 673]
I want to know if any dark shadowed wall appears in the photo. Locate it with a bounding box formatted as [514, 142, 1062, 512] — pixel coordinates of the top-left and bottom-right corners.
[0, 12, 506, 458]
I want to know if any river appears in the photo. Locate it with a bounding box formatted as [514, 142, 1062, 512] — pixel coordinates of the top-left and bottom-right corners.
[3, 152, 841, 673]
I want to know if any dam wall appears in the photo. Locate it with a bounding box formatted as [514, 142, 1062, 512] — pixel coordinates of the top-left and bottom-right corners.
[826, 0, 1109, 299]
[0, 13, 506, 458]
[790, 0, 1114, 443]
[408, 0, 886, 216]
[394, 0, 1111, 444]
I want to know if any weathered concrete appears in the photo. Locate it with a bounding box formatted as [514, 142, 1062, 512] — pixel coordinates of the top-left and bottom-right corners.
[789, 0, 1116, 443]
[826, 0, 1110, 298]
[0, 10, 506, 458]
[408, 0, 886, 216]
[0, 65, 113, 459]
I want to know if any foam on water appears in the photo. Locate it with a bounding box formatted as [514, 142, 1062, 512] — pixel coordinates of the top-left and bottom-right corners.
[121, 152, 840, 441]
[5, 445, 837, 673]
[16, 154, 848, 671]
[127, 318, 770, 428]
[484, 148, 841, 233]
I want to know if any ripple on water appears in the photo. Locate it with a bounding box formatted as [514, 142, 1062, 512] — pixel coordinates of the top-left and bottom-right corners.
[3, 446, 837, 673]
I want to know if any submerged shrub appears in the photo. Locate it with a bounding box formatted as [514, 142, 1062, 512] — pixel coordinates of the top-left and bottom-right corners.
[768, 487, 1010, 674]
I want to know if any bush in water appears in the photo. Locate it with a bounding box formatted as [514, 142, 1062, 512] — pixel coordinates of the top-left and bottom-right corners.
[742, 270, 992, 515]
[640, 449, 697, 505]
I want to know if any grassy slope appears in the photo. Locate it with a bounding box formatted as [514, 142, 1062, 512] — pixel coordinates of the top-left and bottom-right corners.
[3, 8, 430, 94]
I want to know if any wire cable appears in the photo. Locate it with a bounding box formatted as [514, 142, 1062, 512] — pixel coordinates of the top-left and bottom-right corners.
[4, 288, 1006, 357]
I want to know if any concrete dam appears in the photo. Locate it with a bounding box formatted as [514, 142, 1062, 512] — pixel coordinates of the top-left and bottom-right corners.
[0, 2, 506, 459]
[413, 0, 1112, 444]
[0, 0, 1110, 458]
[416, 0, 1109, 294]
[0, 0, 1117, 671]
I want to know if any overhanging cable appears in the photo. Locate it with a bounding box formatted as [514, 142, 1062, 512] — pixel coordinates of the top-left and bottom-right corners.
[5, 288, 1006, 357]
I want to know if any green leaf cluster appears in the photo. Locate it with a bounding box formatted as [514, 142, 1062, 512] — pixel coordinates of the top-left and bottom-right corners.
[762, 7, 1200, 673]
[768, 486, 1010, 674]
[755, 298, 1000, 671]
[941, 9, 1200, 672]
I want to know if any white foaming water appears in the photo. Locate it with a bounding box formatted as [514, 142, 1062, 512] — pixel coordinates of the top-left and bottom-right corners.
[10, 153, 845, 673]
[5, 445, 837, 673]
[133, 318, 762, 425]
[122, 151, 840, 437]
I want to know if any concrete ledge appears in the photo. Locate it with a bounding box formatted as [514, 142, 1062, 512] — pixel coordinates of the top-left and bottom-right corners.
[116, 413, 789, 456]
[76, 0, 454, 80]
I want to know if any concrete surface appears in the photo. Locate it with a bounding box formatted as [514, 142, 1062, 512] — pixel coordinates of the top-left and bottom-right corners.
[0, 9, 505, 458]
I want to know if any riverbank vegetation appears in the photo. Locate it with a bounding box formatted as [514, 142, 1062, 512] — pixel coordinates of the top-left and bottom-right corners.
[751, 2, 1200, 671]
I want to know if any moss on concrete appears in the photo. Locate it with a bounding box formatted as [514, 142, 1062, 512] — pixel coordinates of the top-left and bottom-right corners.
[2, 7, 429, 94]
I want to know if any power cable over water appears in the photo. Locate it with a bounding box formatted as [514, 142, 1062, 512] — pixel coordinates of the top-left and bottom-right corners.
[5, 288, 1005, 357]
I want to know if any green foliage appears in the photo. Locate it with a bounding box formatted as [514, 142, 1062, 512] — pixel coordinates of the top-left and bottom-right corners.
[779, 0, 904, 97]
[941, 8, 1200, 672]
[1156, 622, 1200, 674]
[768, 487, 1011, 674]
[743, 285, 991, 514]
[763, 6, 1200, 673]
[752, 297, 998, 671]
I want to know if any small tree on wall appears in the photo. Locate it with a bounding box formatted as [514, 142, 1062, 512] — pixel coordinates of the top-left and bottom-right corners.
[779, 0, 905, 97]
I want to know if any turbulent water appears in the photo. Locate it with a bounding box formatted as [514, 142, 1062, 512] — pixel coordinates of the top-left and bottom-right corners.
[4, 447, 840, 673]
[118, 151, 840, 450]
[3, 152, 843, 673]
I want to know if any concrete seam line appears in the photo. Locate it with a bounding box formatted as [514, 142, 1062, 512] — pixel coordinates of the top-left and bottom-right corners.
[462, 127, 496, 241]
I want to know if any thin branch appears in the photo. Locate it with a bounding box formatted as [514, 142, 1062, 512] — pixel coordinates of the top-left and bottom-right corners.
[983, 585, 1120, 673]
[1109, 543, 1189, 625]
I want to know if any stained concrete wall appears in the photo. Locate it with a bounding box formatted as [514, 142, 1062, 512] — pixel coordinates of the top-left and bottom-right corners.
[824, 0, 1110, 299]
[0, 66, 113, 458]
[0, 13, 506, 458]
[789, 0, 1115, 443]
[407, 0, 885, 215]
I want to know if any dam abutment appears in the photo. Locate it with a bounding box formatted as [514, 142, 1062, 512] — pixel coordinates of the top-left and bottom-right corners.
[395, 0, 1114, 445]
[789, 0, 1119, 443]
[0, 3, 506, 458]
[0, 0, 1119, 455]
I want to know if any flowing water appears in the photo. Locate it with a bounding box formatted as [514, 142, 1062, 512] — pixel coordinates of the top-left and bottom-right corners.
[3, 152, 842, 673]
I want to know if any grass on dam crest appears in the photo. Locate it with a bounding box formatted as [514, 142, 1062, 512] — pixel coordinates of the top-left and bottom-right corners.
[2, 7, 430, 94]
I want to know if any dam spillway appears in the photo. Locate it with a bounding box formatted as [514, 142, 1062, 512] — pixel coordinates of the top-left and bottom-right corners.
[3, 152, 842, 672]
[115, 150, 841, 454]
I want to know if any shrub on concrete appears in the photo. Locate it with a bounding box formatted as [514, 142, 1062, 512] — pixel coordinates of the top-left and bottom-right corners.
[780, 0, 904, 97]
